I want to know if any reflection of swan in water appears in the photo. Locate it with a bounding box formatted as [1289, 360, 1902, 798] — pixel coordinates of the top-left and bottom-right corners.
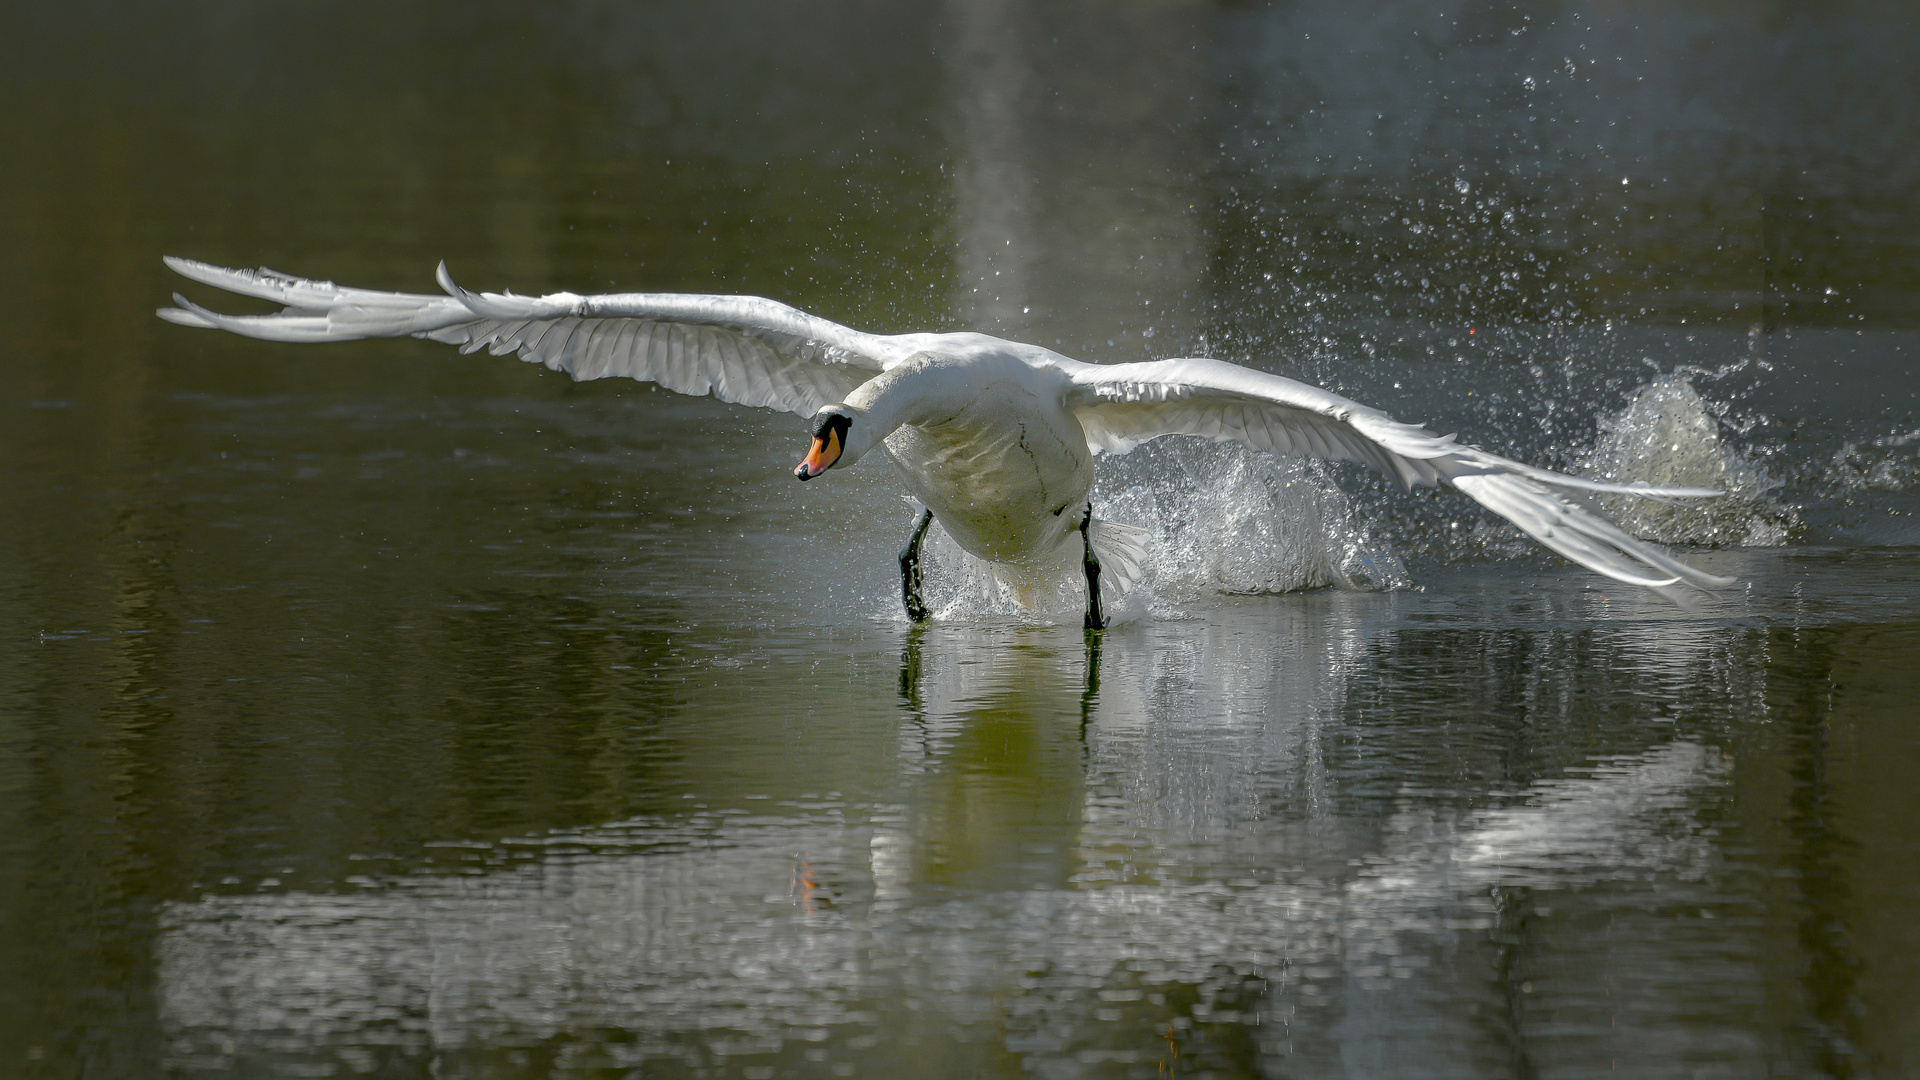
[151, 738, 1730, 1072]
[160, 257, 1733, 624]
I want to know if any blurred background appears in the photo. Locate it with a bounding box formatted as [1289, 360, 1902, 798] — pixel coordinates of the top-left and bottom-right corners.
[3, 2, 1919, 1077]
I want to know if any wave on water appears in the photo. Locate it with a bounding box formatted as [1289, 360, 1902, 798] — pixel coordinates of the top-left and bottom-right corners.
[1574, 373, 1794, 547]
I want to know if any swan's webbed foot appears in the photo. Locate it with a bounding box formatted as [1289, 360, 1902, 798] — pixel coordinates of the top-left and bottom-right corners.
[899, 508, 935, 623]
[1081, 504, 1106, 632]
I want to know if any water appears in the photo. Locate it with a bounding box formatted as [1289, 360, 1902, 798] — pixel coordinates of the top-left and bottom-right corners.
[4, 2, 1920, 1077]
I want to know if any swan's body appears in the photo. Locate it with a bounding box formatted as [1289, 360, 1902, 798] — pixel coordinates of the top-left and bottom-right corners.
[158, 257, 1734, 620]
[852, 343, 1097, 566]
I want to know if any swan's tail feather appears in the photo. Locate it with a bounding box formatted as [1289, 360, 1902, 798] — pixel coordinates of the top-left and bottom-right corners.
[1089, 519, 1152, 597]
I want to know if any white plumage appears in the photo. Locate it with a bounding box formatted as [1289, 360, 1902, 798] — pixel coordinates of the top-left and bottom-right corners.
[159, 256, 1733, 617]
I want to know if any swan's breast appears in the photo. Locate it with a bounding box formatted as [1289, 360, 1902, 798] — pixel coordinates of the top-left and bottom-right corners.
[882, 386, 1094, 566]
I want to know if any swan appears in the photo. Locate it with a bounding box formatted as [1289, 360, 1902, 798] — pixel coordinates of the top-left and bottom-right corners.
[157, 256, 1733, 627]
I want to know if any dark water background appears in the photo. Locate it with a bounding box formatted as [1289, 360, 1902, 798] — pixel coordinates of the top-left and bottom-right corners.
[4, 2, 1919, 1077]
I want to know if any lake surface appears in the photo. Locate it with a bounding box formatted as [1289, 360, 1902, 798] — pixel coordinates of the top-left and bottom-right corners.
[4, 3, 1919, 1077]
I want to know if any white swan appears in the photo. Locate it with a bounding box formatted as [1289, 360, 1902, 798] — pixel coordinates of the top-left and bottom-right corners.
[158, 257, 1733, 626]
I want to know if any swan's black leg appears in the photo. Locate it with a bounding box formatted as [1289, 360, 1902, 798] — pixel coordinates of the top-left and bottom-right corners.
[899, 508, 935, 623]
[1081, 504, 1106, 632]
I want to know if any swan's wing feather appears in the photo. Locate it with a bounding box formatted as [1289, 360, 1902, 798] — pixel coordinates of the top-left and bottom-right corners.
[1067, 356, 1734, 592]
[1069, 358, 1463, 488]
[1447, 472, 1730, 590]
[158, 257, 899, 416]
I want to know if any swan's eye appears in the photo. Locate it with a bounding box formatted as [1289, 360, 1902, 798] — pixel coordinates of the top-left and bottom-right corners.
[813, 413, 851, 442]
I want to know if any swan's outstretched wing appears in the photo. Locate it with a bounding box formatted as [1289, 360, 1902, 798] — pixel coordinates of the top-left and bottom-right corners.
[157, 257, 907, 416]
[1066, 356, 1734, 591]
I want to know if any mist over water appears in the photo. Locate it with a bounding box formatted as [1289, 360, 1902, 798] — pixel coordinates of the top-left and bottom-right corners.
[5, 1, 1920, 1078]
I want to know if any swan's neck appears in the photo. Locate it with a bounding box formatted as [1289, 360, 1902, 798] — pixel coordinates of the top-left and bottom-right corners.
[843, 355, 949, 444]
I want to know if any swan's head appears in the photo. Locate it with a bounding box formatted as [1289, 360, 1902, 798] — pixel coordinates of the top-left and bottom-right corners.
[793, 404, 873, 481]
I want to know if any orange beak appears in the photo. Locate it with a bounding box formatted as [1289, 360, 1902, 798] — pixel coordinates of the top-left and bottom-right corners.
[794, 428, 841, 481]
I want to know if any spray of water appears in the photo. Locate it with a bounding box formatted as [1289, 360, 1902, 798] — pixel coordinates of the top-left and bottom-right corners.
[1097, 439, 1408, 602]
[906, 436, 1407, 625]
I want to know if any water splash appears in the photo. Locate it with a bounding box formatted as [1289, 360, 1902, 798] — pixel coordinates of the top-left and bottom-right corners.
[905, 438, 1408, 624]
[1098, 439, 1408, 604]
[916, 528, 1116, 625]
[1576, 374, 1793, 547]
[1823, 428, 1920, 494]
